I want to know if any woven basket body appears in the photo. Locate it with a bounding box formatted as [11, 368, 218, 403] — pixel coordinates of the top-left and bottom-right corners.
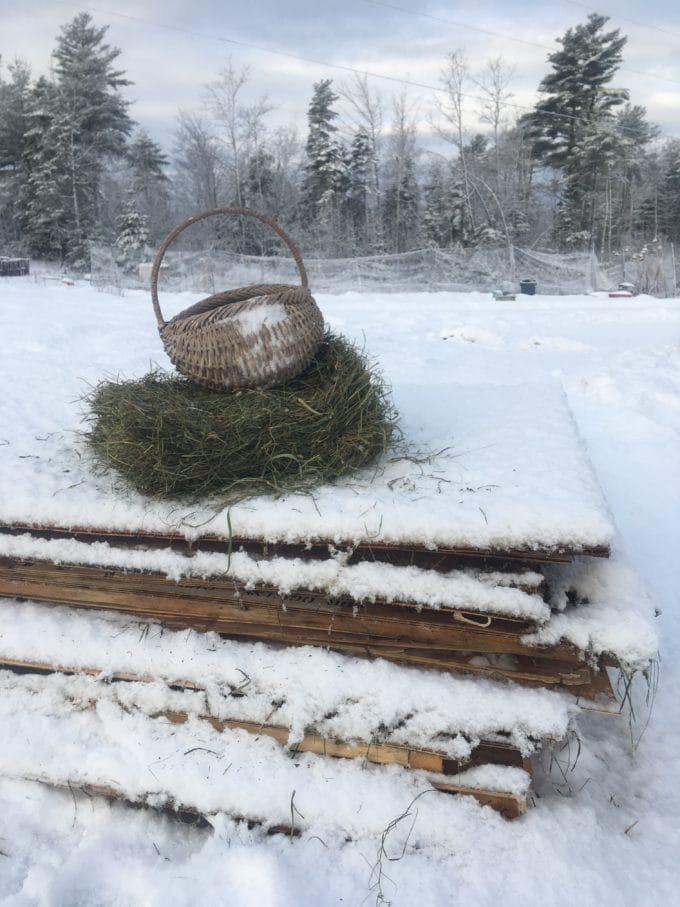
[151, 208, 324, 390]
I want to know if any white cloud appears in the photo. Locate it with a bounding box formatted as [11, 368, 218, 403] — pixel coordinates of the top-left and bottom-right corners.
[2, 0, 679, 149]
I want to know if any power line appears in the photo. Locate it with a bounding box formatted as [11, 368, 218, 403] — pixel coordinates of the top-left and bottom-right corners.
[560, 0, 680, 42]
[364, 0, 680, 89]
[45, 0, 446, 91]
[33, 0, 680, 142]
[25, 0, 529, 104]
[364, 0, 552, 51]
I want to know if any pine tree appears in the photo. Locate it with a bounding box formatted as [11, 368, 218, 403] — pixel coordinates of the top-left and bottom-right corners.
[338, 73, 384, 252]
[115, 199, 149, 272]
[421, 160, 475, 248]
[17, 77, 72, 259]
[303, 79, 347, 217]
[0, 58, 32, 171]
[345, 128, 373, 249]
[524, 14, 629, 247]
[422, 160, 451, 247]
[382, 148, 420, 253]
[527, 15, 627, 168]
[660, 141, 680, 242]
[124, 130, 169, 243]
[126, 130, 168, 192]
[47, 13, 133, 264]
[52, 14, 132, 153]
[0, 58, 32, 248]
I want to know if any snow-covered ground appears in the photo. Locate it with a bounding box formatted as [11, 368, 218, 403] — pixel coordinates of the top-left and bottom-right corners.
[0, 277, 679, 905]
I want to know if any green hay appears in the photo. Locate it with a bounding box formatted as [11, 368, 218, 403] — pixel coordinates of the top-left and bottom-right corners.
[84, 332, 398, 500]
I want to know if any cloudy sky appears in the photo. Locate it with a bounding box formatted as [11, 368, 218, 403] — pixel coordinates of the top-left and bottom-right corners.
[2, 0, 680, 150]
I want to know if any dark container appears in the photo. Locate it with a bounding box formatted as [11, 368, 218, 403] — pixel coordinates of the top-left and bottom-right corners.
[519, 279, 536, 295]
[0, 257, 30, 277]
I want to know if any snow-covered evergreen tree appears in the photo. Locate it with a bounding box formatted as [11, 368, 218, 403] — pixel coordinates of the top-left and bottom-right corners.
[115, 199, 149, 272]
[0, 59, 31, 174]
[345, 128, 373, 250]
[124, 129, 169, 243]
[126, 130, 168, 193]
[338, 73, 384, 252]
[0, 58, 32, 249]
[48, 13, 133, 265]
[659, 141, 680, 243]
[422, 160, 475, 248]
[17, 77, 73, 260]
[303, 79, 347, 218]
[524, 14, 629, 248]
[382, 153, 420, 253]
[526, 15, 627, 169]
[422, 160, 451, 247]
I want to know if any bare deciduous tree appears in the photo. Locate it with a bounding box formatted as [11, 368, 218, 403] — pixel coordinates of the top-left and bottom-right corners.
[434, 50, 475, 231]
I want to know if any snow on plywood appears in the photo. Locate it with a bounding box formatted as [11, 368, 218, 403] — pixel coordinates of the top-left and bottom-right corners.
[0, 599, 572, 758]
[0, 282, 613, 553]
[0, 533, 550, 622]
[525, 559, 660, 671]
[0, 669, 530, 842]
[217, 381, 615, 552]
[0, 533, 658, 669]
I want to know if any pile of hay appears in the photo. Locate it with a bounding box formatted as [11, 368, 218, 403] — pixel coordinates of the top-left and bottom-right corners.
[84, 332, 398, 500]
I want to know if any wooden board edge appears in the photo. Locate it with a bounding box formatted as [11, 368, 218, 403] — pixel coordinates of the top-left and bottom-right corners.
[4, 772, 528, 824]
[0, 521, 611, 564]
[0, 656, 532, 776]
[430, 778, 527, 819]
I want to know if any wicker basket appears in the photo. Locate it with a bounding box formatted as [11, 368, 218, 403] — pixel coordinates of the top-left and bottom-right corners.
[150, 207, 325, 390]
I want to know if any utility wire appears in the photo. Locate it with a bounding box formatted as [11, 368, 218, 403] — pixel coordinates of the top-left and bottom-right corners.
[45, 0, 450, 92]
[35, 0, 680, 141]
[364, 0, 552, 51]
[365, 0, 680, 89]
[560, 0, 680, 42]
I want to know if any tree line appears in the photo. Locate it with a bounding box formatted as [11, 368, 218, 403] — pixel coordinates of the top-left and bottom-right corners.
[1, 12, 679, 273]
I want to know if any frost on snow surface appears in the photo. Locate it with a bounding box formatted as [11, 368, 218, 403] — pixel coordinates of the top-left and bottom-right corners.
[0, 279, 678, 905]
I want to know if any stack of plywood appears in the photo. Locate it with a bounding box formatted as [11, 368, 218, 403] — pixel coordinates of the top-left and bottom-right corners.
[0, 385, 657, 828]
[0, 523, 614, 697]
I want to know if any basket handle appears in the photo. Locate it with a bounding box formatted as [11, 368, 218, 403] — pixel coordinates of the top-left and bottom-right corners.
[150, 207, 309, 328]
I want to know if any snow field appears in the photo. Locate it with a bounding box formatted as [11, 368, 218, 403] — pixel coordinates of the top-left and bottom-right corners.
[0, 279, 678, 904]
